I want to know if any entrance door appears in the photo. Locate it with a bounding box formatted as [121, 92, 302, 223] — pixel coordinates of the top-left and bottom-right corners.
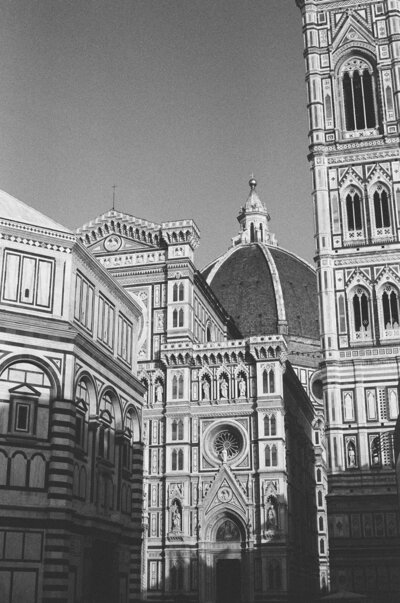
[216, 559, 241, 603]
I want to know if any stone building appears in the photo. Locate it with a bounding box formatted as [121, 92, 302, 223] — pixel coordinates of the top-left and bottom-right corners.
[0, 190, 145, 603]
[296, 0, 400, 600]
[77, 179, 324, 603]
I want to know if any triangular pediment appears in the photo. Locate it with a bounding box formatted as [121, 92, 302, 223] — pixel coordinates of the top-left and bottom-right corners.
[332, 13, 374, 54]
[366, 163, 392, 184]
[88, 235, 157, 254]
[346, 267, 372, 288]
[339, 166, 363, 188]
[77, 209, 163, 251]
[9, 383, 41, 397]
[375, 265, 400, 286]
[202, 463, 248, 518]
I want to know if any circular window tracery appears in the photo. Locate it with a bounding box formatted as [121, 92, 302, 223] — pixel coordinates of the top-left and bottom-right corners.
[203, 421, 247, 466]
[214, 429, 240, 460]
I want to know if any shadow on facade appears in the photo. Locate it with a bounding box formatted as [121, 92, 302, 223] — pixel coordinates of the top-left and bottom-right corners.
[142, 545, 321, 603]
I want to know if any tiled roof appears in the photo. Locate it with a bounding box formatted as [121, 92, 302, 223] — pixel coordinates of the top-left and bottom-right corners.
[204, 243, 319, 340]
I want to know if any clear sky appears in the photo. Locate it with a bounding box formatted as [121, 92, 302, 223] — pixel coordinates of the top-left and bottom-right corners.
[0, 0, 314, 268]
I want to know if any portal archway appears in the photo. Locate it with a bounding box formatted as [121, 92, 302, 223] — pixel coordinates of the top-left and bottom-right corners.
[199, 512, 248, 603]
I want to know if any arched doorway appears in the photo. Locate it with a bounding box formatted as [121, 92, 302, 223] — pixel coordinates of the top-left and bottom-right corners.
[199, 513, 248, 603]
[215, 519, 242, 603]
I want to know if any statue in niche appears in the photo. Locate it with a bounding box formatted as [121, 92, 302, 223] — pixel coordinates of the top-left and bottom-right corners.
[238, 377, 246, 398]
[171, 501, 181, 532]
[220, 377, 228, 399]
[155, 382, 163, 403]
[266, 505, 277, 531]
[266, 495, 278, 531]
[347, 441, 356, 468]
[371, 437, 380, 466]
[202, 379, 210, 401]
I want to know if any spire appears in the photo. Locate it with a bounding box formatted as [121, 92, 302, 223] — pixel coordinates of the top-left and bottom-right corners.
[232, 177, 277, 247]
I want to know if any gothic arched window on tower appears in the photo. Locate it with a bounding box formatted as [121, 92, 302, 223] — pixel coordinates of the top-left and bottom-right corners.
[340, 58, 377, 133]
[263, 368, 275, 394]
[351, 287, 371, 341]
[345, 189, 364, 242]
[381, 284, 400, 338]
[372, 187, 391, 237]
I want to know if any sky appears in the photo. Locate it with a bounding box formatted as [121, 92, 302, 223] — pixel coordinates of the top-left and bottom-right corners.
[0, 0, 314, 269]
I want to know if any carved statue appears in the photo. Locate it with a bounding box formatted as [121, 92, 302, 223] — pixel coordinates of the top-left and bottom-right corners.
[171, 502, 181, 532]
[220, 448, 228, 464]
[220, 378, 228, 399]
[238, 377, 246, 398]
[347, 441, 356, 467]
[155, 382, 163, 403]
[266, 505, 277, 530]
[202, 379, 210, 400]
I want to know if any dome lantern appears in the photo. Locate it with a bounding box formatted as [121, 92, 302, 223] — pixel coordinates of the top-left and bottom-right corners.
[233, 177, 277, 247]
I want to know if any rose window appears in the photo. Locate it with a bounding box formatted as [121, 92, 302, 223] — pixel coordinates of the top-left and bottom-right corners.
[214, 429, 240, 459]
[203, 421, 247, 466]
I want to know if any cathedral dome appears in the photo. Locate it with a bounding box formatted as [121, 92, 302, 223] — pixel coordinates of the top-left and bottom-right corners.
[203, 243, 319, 340]
[202, 179, 320, 361]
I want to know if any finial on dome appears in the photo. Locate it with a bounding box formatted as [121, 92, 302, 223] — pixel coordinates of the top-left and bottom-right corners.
[249, 176, 257, 190]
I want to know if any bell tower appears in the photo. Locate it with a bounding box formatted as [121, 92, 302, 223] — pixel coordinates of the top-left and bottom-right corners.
[296, 0, 400, 599]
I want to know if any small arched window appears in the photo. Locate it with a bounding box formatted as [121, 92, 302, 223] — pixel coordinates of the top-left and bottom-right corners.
[172, 374, 184, 400]
[172, 449, 184, 470]
[171, 449, 182, 470]
[382, 285, 400, 331]
[263, 368, 275, 393]
[98, 392, 115, 462]
[316, 468, 322, 483]
[172, 419, 184, 441]
[320, 538, 325, 554]
[317, 490, 323, 507]
[352, 287, 371, 337]
[346, 189, 363, 232]
[271, 444, 278, 466]
[341, 58, 377, 131]
[172, 283, 178, 302]
[270, 415, 277, 436]
[265, 445, 271, 466]
[373, 188, 391, 229]
[264, 415, 270, 436]
[178, 308, 184, 327]
[172, 309, 178, 328]
[319, 516, 324, 531]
